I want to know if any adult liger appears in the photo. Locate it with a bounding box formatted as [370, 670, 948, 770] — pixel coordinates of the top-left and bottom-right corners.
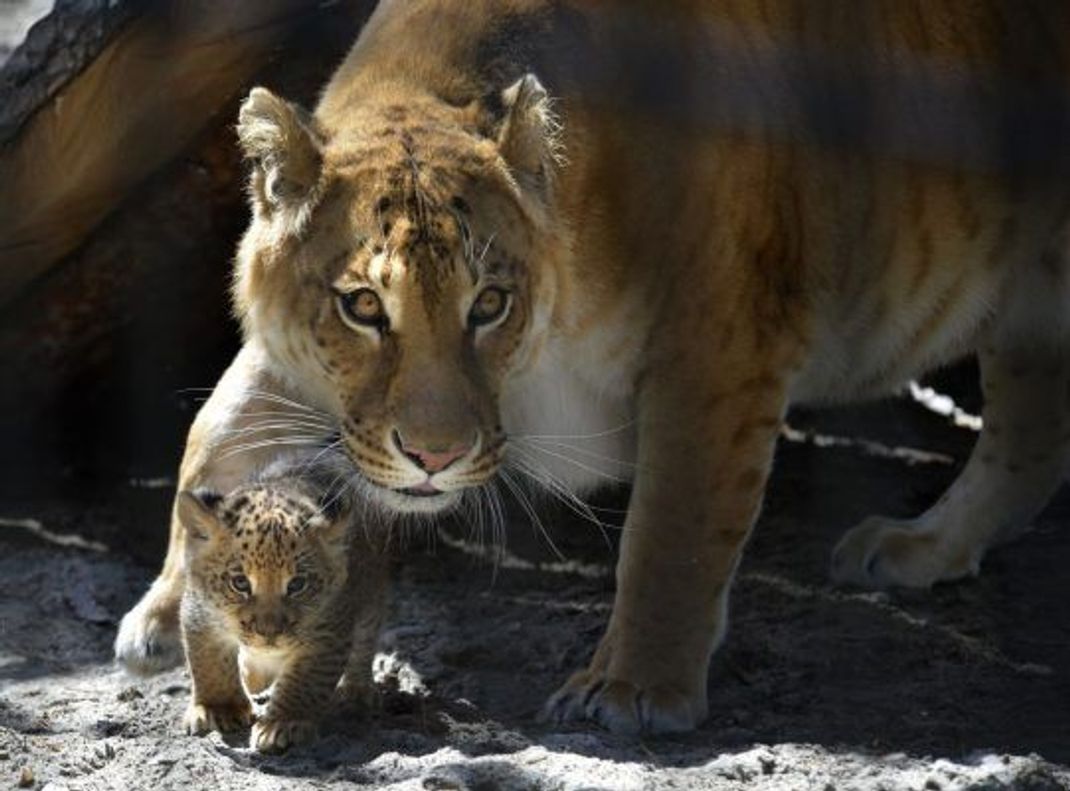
[117, 0, 1070, 734]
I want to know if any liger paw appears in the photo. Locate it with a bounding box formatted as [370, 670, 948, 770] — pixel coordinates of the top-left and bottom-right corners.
[832, 515, 977, 589]
[114, 595, 183, 675]
[540, 669, 705, 736]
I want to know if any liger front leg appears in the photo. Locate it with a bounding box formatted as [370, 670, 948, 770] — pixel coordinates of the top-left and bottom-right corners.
[544, 332, 793, 734]
[114, 503, 187, 674]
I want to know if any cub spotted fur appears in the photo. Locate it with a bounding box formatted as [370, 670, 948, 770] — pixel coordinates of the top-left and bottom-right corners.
[119, 1, 1070, 735]
[180, 455, 388, 752]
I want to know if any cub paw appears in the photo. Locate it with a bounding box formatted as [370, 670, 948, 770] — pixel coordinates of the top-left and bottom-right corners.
[540, 668, 706, 736]
[336, 675, 376, 711]
[184, 702, 253, 735]
[832, 515, 977, 589]
[250, 717, 319, 753]
[114, 592, 183, 675]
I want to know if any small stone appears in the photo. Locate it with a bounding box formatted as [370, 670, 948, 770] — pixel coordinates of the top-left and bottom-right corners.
[17, 766, 34, 788]
[117, 687, 143, 703]
[423, 775, 464, 791]
[93, 720, 124, 738]
[94, 742, 116, 761]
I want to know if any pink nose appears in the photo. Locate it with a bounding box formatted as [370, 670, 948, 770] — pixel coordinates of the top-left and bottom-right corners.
[393, 431, 473, 473]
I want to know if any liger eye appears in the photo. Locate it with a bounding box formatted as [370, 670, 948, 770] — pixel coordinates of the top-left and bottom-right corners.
[468, 287, 510, 327]
[286, 575, 308, 597]
[230, 573, 251, 595]
[337, 288, 387, 330]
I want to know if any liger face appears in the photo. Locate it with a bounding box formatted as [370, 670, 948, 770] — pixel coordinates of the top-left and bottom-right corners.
[259, 140, 545, 517]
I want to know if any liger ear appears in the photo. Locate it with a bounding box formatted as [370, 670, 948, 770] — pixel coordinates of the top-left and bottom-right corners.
[237, 87, 325, 221]
[176, 489, 225, 542]
[496, 73, 562, 202]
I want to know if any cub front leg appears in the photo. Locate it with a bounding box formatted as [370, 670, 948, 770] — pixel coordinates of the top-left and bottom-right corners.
[182, 608, 251, 735]
[250, 637, 349, 753]
[336, 596, 387, 708]
[544, 346, 791, 734]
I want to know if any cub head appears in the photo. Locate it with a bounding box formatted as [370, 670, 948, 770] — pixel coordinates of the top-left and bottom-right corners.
[232, 75, 564, 516]
[179, 485, 351, 649]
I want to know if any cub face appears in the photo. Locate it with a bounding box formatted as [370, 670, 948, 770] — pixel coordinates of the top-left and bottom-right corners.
[179, 485, 348, 650]
[232, 77, 562, 516]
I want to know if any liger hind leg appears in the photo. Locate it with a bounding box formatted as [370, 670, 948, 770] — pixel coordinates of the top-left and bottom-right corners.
[833, 333, 1070, 588]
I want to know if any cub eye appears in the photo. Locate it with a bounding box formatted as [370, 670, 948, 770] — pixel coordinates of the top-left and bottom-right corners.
[229, 573, 251, 595]
[468, 287, 510, 327]
[336, 288, 387, 331]
[286, 575, 308, 597]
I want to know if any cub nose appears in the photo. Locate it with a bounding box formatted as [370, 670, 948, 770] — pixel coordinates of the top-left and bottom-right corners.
[393, 430, 474, 473]
[250, 614, 287, 640]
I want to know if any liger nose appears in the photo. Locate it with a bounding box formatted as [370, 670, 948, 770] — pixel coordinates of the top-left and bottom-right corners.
[393, 430, 474, 473]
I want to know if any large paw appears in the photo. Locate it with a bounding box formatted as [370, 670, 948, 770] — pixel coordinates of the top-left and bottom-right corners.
[832, 515, 977, 589]
[250, 717, 319, 753]
[540, 667, 706, 736]
[184, 702, 253, 735]
[114, 592, 183, 675]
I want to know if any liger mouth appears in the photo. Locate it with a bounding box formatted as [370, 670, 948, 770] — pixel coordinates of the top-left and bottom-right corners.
[398, 481, 447, 498]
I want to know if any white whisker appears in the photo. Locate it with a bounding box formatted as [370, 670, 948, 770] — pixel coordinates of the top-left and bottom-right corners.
[508, 442, 628, 484]
[517, 437, 639, 472]
[508, 455, 615, 551]
[217, 436, 325, 460]
[215, 420, 335, 439]
[298, 438, 345, 473]
[499, 468, 566, 562]
[476, 232, 497, 267]
[512, 419, 636, 443]
[235, 388, 331, 416]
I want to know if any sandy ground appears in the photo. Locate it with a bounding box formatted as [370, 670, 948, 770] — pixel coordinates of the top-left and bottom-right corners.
[2, 392, 1069, 790]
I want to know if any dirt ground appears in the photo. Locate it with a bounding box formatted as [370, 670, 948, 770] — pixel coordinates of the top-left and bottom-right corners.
[2, 389, 1069, 790]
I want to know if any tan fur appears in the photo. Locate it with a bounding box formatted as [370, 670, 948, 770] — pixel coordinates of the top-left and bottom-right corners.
[179, 460, 388, 753]
[119, 0, 1070, 735]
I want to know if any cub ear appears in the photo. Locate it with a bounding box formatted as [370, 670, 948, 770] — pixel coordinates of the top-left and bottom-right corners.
[308, 511, 348, 552]
[176, 489, 225, 542]
[496, 73, 562, 203]
[237, 87, 325, 220]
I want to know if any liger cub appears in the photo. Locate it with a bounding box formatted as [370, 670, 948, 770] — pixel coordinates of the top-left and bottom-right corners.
[179, 454, 389, 753]
[117, 0, 1070, 736]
